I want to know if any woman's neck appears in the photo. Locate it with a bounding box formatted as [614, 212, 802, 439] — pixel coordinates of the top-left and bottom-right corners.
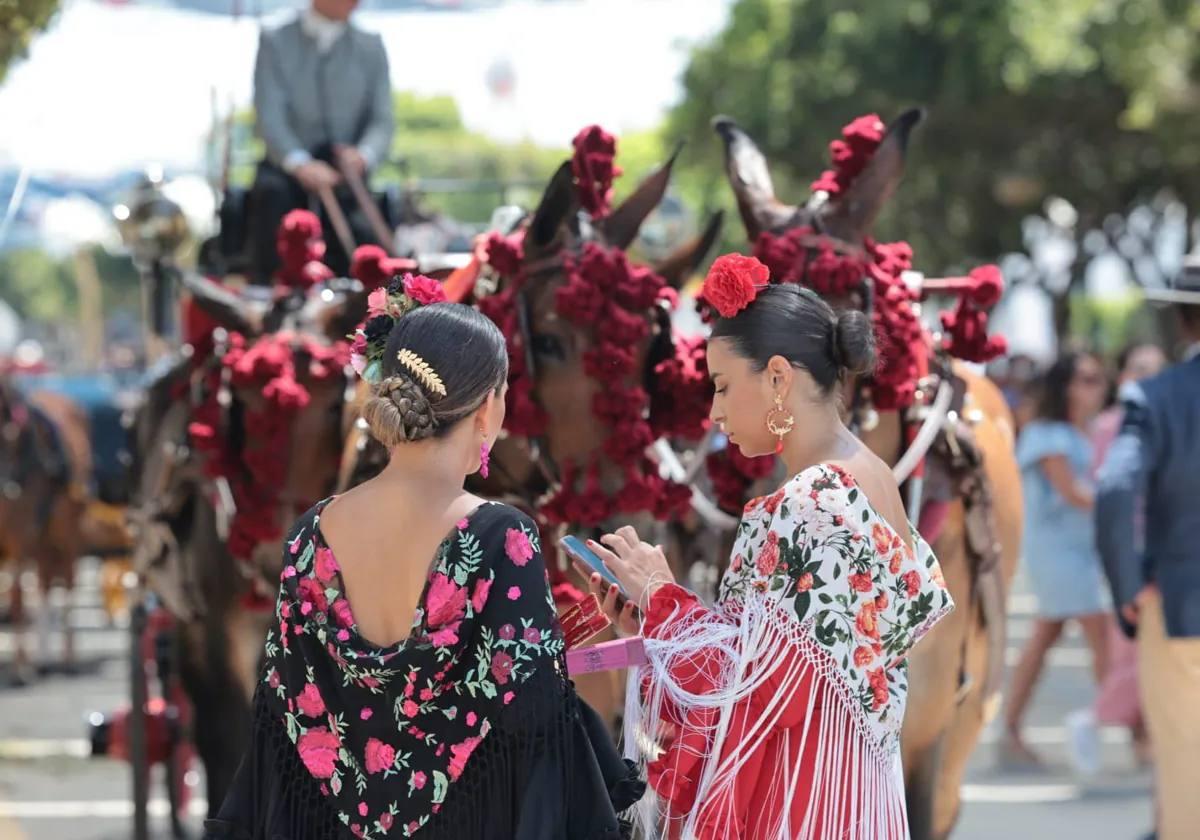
[376, 443, 467, 507]
[779, 405, 853, 478]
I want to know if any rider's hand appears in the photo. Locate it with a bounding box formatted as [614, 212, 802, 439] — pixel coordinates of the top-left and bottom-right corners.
[295, 160, 341, 193]
[588, 526, 675, 609]
[334, 144, 368, 178]
[583, 573, 641, 636]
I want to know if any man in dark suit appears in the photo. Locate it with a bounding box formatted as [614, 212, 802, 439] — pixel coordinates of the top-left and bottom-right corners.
[249, 0, 394, 280]
[1096, 255, 1200, 840]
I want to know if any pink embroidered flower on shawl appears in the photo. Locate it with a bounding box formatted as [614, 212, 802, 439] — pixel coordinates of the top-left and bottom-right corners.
[426, 573, 468, 628]
[490, 651, 514, 684]
[448, 736, 482, 781]
[504, 528, 534, 566]
[364, 737, 396, 774]
[314, 546, 339, 583]
[471, 577, 492, 613]
[330, 598, 355, 629]
[297, 577, 328, 612]
[428, 620, 461, 648]
[296, 682, 326, 718]
[297, 727, 341, 778]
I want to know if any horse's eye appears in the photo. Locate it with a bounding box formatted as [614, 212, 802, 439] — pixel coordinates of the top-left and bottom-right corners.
[530, 334, 566, 361]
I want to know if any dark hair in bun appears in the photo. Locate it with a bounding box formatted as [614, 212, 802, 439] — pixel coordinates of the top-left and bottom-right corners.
[710, 284, 876, 395]
[361, 303, 508, 447]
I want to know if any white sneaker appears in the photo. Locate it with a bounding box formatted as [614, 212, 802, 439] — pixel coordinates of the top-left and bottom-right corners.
[1065, 708, 1102, 778]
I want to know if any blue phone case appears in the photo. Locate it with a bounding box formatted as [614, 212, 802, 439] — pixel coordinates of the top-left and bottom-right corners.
[560, 535, 624, 592]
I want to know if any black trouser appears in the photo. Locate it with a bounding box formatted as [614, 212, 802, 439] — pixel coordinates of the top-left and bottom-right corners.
[248, 149, 380, 282]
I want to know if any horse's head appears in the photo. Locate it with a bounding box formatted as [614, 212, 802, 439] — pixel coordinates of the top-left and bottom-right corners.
[713, 111, 935, 422]
[474, 131, 721, 531]
[181, 271, 359, 583]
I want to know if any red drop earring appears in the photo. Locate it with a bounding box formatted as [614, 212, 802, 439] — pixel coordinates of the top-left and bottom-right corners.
[765, 394, 795, 454]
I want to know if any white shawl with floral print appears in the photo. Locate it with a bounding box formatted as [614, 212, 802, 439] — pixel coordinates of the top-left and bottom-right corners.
[625, 463, 953, 839]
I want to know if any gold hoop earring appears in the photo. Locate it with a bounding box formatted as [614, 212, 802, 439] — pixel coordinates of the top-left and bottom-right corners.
[765, 394, 795, 454]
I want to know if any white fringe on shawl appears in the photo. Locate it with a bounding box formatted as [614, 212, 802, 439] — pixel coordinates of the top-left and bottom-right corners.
[624, 589, 910, 840]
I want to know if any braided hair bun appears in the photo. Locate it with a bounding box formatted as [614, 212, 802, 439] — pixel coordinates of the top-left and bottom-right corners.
[360, 303, 509, 448]
[362, 374, 437, 446]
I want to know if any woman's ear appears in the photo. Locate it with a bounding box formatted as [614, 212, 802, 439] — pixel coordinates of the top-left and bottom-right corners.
[766, 355, 794, 396]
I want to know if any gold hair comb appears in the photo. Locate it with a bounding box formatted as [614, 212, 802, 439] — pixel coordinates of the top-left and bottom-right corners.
[395, 349, 447, 398]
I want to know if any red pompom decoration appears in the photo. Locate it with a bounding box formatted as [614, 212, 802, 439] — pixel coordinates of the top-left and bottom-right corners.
[571, 125, 622, 219]
[349, 245, 416, 292]
[702, 254, 770, 318]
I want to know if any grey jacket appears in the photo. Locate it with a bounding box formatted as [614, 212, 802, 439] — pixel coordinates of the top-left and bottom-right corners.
[1096, 355, 1200, 637]
[252, 18, 394, 169]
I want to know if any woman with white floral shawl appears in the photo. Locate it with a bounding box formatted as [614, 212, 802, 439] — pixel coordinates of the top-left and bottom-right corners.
[585, 254, 954, 840]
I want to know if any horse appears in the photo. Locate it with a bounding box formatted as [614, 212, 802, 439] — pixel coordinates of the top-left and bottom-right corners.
[0, 377, 93, 681]
[336, 144, 723, 725]
[710, 111, 1022, 840]
[128, 272, 366, 816]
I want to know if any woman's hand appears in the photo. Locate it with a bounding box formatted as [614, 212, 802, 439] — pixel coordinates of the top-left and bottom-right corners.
[584, 574, 641, 637]
[589, 526, 676, 609]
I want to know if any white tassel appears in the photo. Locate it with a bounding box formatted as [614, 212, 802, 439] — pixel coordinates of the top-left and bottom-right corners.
[624, 592, 909, 839]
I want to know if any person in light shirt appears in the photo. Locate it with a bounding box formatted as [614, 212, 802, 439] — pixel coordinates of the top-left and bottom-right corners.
[249, 0, 394, 279]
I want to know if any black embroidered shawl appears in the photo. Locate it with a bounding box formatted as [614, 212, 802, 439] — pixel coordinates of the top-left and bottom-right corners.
[204, 500, 640, 839]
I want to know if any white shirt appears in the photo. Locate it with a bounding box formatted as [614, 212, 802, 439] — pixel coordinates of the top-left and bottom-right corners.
[1185, 342, 1200, 362]
[300, 8, 347, 54]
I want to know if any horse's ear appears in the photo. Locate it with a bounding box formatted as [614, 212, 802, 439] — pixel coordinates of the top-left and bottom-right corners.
[602, 142, 683, 250]
[527, 161, 577, 254]
[302, 279, 368, 343]
[180, 272, 264, 337]
[820, 108, 923, 243]
[712, 116, 797, 240]
[655, 211, 724, 289]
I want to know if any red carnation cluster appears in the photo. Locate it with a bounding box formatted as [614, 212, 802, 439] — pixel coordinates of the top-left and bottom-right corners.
[540, 461, 612, 528]
[274, 210, 333, 291]
[702, 253, 769, 318]
[754, 227, 869, 297]
[651, 335, 712, 439]
[863, 238, 924, 411]
[477, 287, 548, 439]
[571, 125, 622, 219]
[484, 231, 525, 278]
[349, 245, 417, 292]
[939, 265, 1008, 363]
[706, 446, 776, 515]
[811, 114, 885, 196]
[189, 331, 349, 567]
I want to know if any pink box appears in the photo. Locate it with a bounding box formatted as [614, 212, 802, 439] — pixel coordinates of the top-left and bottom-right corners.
[566, 636, 647, 675]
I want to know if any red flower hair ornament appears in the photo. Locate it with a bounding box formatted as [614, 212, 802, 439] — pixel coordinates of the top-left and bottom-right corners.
[702, 253, 771, 318]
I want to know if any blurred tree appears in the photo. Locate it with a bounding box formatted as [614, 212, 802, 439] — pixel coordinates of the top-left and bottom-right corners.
[0, 244, 139, 325]
[667, 0, 1200, 273]
[0, 0, 61, 83]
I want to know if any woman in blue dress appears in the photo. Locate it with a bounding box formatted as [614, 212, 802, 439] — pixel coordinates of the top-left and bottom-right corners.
[1002, 351, 1111, 765]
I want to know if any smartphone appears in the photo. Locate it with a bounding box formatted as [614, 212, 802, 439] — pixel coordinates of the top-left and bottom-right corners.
[560, 535, 625, 595]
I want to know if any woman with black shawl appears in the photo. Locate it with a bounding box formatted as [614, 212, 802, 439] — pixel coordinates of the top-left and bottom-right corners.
[204, 280, 641, 839]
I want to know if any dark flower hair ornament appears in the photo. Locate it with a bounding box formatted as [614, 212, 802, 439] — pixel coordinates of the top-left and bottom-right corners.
[349, 273, 448, 383]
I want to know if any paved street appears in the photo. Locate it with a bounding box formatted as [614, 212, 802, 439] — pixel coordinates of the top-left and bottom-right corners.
[0, 560, 1154, 840]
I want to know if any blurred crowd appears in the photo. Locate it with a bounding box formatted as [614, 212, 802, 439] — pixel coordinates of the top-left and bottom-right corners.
[987, 290, 1200, 840]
